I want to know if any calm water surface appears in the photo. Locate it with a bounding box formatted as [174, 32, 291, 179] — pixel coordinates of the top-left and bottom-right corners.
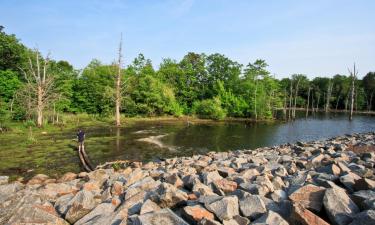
[1, 112, 374, 178]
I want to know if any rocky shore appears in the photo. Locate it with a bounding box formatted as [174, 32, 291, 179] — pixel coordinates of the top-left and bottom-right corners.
[1, 132, 375, 225]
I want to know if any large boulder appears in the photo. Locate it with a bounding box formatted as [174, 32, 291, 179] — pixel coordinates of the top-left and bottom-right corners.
[291, 203, 330, 225]
[252, 210, 289, 225]
[288, 184, 325, 212]
[212, 179, 238, 195]
[65, 190, 97, 224]
[323, 187, 360, 225]
[133, 208, 189, 225]
[74, 202, 117, 225]
[206, 196, 239, 221]
[140, 199, 161, 215]
[6, 201, 69, 225]
[348, 210, 375, 225]
[154, 183, 188, 208]
[238, 194, 266, 220]
[182, 205, 215, 224]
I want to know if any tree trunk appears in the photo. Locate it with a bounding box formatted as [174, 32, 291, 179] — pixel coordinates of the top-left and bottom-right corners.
[349, 64, 357, 121]
[288, 81, 293, 121]
[292, 79, 300, 119]
[306, 87, 311, 118]
[335, 95, 340, 111]
[115, 34, 123, 127]
[254, 78, 258, 121]
[325, 81, 333, 113]
[316, 94, 320, 112]
[370, 92, 374, 111]
[37, 85, 43, 127]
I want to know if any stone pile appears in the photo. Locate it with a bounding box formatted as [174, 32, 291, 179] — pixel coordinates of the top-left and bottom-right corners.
[1, 132, 375, 225]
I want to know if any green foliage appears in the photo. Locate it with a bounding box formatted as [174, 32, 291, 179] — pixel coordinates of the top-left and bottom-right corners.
[0, 70, 21, 102]
[192, 97, 227, 120]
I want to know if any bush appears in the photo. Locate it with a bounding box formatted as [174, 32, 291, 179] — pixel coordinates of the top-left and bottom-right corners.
[192, 97, 227, 120]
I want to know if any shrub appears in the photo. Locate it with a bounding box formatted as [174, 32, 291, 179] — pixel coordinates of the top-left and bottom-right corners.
[192, 97, 226, 120]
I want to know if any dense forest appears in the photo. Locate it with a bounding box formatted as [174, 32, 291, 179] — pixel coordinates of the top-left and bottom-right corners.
[1, 27, 374, 128]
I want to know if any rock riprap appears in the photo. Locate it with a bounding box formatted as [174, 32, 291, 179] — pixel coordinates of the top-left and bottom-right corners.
[0, 132, 375, 225]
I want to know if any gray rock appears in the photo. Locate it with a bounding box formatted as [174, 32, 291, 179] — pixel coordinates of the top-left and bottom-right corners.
[54, 193, 74, 216]
[140, 199, 161, 215]
[65, 190, 97, 224]
[270, 190, 287, 202]
[252, 210, 289, 225]
[348, 210, 375, 225]
[238, 194, 266, 220]
[155, 183, 188, 208]
[323, 187, 360, 225]
[351, 190, 375, 210]
[74, 203, 116, 225]
[6, 201, 69, 225]
[0, 182, 24, 201]
[199, 218, 222, 225]
[202, 171, 223, 185]
[0, 176, 9, 185]
[134, 208, 189, 225]
[340, 172, 361, 192]
[206, 196, 239, 221]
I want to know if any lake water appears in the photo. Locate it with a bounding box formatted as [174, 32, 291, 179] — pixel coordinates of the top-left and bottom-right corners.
[1, 112, 375, 178]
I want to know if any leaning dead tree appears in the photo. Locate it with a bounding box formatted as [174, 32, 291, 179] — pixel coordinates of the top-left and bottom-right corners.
[115, 34, 123, 127]
[18, 50, 57, 127]
[348, 64, 358, 121]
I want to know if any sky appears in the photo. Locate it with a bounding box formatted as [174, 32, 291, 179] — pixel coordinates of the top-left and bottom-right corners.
[1, 0, 374, 78]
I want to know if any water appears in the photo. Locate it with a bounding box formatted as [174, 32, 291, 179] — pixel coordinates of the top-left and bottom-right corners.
[1, 112, 374, 178]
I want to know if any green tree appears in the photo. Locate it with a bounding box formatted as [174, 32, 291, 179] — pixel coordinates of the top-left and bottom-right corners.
[363, 72, 375, 110]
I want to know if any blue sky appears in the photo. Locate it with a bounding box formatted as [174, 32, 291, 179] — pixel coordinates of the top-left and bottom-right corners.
[1, 0, 374, 78]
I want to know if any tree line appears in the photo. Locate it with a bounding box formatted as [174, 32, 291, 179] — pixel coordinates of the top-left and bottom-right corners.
[0, 27, 374, 127]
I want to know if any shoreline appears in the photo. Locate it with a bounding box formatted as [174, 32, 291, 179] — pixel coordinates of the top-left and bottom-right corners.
[1, 132, 375, 224]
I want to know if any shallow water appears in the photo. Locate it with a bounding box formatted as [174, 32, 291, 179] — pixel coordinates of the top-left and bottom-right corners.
[1, 112, 375, 178]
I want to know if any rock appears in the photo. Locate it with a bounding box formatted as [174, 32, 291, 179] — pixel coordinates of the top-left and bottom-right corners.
[165, 173, 184, 188]
[0, 176, 9, 185]
[65, 190, 97, 224]
[6, 201, 69, 225]
[183, 174, 201, 190]
[353, 178, 375, 191]
[239, 183, 270, 196]
[206, 196, 239, 221]
[156, 183, 188, 208]
[213, 179, 238, 195]
[239, 168, 260, 180]
[182, 205, 215, 224]
[193, 182, 217, 197]
[55, 193, 74, 216]
[202, 171, 223, 185]
[0, 182, 24, 201]
[199, 218, 222, 225]
[58, 172, 78, 182]
[238, 194, 266, 220]
[74, 202, 117, 225]
[317, 164, 341, 176]
[351, 190, 375, 210]
[252, 210, 289, 225]
[218, 167, 236, 177]
[272, 176, 286, 190]
[232, 215, 250, 225]
[27, 174, 49, 185]
[323, 187, 360, 225]
[288, 184, 325, 212]
[140, 199, 161, 215]
[310, 154, 325, 166]
[270, 190, 287, 202]
[111, 181, 124, 196]
[134, 208, 189, 225]
[348, 210, 375, 225]
[88, 169, 111, 186]
[339, 172, 361, 192]
[40, 182, 78, 200]
[291, 203, 330, 225]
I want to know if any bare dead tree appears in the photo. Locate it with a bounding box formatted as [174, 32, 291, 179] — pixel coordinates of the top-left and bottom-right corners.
[288, 80, 293, 120]
[325, 79, 333, 112]
[306, 86, 311, 118]
[348, 64, 358, 121]
[292, 78, 301, 119]
[18, 50, 58, 127]
[115, 34, 123, 127]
